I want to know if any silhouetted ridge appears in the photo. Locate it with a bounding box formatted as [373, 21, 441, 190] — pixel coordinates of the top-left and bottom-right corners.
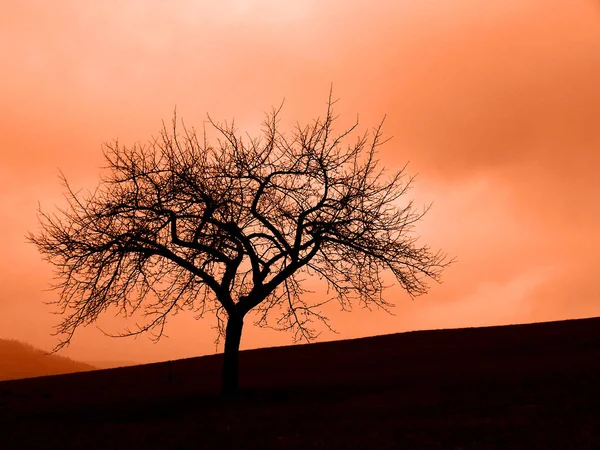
[2, 316, 599, 392]
[1, 317, 599, 449]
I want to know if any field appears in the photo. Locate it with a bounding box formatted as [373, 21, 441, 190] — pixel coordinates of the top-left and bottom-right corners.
[1, 317, 599, 449]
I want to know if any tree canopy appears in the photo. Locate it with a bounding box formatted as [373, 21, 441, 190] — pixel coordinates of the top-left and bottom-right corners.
[29, 95, 449, 393]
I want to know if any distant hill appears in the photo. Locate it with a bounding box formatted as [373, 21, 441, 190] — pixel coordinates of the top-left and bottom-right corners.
[0, 339, 96, 381]
[85, 360, 138, 369]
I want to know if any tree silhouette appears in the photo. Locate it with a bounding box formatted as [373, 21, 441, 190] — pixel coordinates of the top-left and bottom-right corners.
[29, 94, 449, 395]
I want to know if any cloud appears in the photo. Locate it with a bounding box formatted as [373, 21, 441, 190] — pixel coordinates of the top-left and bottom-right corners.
[417, 266, 557, 329]
[1, 0, 599, 362]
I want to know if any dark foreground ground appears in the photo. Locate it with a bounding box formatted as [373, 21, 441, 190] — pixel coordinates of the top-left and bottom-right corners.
[1, 317, 599, 449]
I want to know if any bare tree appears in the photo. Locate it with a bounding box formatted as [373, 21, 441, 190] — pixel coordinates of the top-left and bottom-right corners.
[29, 94, 450, 395]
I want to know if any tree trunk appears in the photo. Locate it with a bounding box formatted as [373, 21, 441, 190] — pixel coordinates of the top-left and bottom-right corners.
[221, 312, 244, 396]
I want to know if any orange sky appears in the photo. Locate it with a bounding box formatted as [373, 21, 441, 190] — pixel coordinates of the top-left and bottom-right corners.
[1, 0, 600, 364]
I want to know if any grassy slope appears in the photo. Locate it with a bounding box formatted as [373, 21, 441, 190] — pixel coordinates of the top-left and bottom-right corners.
[0, 317, 599, 449]
[0, 339, 96, 381]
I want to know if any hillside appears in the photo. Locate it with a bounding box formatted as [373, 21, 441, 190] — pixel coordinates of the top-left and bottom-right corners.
[1, 317, 599, 449]
[0, 339, 96, 381]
